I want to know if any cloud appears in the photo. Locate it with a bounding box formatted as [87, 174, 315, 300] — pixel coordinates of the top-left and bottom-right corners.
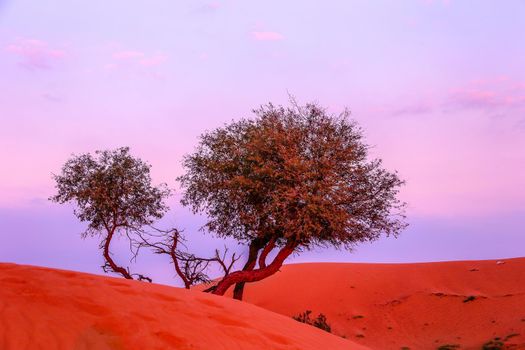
[392, 102, 434, 116]
[112, 50, 145, 60]
[388, 78, 525, 117]
[449, 89, 500, 108]
[448, 81, 525, 111]
[5, 38, 66, 71]
[139, 53, 168, 67]
[251, 31, 284, 41]
[110, 50, 168, 68]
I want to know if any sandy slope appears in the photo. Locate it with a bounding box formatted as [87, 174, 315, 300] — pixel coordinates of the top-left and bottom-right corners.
[241, 258, 525, 350]
[0, 263, 366, 350]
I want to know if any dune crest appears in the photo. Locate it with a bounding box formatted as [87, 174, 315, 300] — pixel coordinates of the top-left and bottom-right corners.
[0, 263, 366, 350]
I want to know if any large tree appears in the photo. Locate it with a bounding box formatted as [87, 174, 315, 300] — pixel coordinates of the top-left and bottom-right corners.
[50, 147, 170, 280]
[178, 102, 407, 299]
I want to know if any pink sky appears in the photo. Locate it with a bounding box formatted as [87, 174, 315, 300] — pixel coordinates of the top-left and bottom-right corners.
[0, 0, 524, 283]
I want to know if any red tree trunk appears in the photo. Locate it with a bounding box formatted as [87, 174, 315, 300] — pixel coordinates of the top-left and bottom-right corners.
[258, 237, 276, 269]
[232, 238, 266, 300]
[213, 239, 296, 296]
[103, 228, 133, 280]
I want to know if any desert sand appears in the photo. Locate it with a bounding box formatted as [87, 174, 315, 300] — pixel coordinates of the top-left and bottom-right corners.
[240, 258, 525, 349]
[2, 259, 524, 350]
[0, 263, 367, 350]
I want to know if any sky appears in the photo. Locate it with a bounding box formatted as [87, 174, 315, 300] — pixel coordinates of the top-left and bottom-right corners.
[0, 0, 524, 285]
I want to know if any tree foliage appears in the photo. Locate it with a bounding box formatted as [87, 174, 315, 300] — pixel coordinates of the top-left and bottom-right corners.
[178, 101, 407, 297]
[49, 101, 407, 295]
[50, 147, 170, 279]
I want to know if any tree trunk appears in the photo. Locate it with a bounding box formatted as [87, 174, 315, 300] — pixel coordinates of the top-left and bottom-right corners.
[103, 228, 133, 279]
[232, 238, 266, 300]
[169, 233, 191, 289]
[258, 237, 276, 269]
[213, 239, 296, 296]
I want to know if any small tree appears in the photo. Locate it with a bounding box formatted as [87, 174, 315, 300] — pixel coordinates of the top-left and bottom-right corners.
[178, 101, 407, 299]
[50, 147, 170, 280]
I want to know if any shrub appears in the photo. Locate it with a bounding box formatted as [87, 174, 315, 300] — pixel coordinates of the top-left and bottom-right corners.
[482, 339, 504, 350]
[293, 310, 332, 333]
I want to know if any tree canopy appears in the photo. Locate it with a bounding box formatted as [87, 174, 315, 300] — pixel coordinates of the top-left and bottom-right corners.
[49, 101, 407, 296]
[50, 147, 170, 279]
[178, 102, 407, 297]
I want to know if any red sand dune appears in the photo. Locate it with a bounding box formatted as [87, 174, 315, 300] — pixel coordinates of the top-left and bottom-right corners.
[240, 257, 525, 349]
[0, 263, 366, 350]
[3, 259, 524, 350]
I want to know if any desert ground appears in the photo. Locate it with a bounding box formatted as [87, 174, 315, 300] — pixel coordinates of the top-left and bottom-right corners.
[0, 263, 365, 350]
[240, 258, 525, 349]
[1, 258, 524, 349]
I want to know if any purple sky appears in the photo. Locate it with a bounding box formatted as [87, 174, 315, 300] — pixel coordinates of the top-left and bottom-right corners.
[1, 1, 524, 285]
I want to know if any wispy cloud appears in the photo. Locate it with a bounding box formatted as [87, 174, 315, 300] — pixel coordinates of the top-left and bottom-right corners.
[4, 38, 66, 71]
[112, 50, 145, 60]
[139, 53, 168, 67]
[446, 77, 525, 111]
[392, 102, 434, 116]
[251, 31, 284, 41]
[110, 50, 168, 68]
[388, 78, 525, 117]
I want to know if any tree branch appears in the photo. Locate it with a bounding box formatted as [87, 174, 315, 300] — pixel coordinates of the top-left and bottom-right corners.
[258, 237, 276, 269]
